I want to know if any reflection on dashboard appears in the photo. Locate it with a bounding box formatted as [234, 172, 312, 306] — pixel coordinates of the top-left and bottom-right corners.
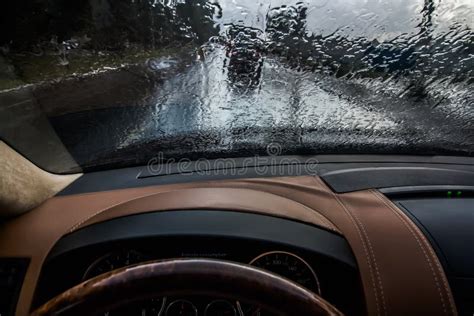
[82, 250, 318, 316]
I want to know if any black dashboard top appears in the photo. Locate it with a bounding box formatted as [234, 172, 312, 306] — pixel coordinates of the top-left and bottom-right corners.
[59, 155, 474, 195]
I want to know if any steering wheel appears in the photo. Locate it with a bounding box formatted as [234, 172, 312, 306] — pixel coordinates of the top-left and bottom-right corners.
[31, 259, 344, 316]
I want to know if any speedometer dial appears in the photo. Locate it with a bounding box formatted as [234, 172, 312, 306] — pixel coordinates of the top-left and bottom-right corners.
[239, 251, 321, 316]
[250, 251, 320, 294]
[83, 250, 166, 316]
[83, 250, 144, 280]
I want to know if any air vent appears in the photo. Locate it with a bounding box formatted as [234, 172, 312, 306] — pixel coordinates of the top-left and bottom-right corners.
[0, 259, 29, 316]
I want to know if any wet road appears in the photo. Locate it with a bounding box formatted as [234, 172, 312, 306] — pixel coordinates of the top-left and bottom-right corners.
[38, 46, 472, 171]
[1, 0, 473, 172]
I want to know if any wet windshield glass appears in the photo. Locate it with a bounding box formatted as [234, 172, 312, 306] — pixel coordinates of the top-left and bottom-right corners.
[0, 0, 472, 173]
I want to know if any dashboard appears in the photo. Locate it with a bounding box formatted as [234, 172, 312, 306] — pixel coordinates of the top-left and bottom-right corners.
[72, 249, 319, 316]
[33, 211, 365, 316]
[1, 156, 474, 316]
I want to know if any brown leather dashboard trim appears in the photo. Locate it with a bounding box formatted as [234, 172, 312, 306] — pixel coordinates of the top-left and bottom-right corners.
[0, 176, 457, 316]
[70, 187, 340, 233]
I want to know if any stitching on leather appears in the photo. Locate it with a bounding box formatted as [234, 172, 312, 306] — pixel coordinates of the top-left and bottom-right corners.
[69, 187, 340, 234]
[373, 191, 456, 315]
[68, 190, 180, 232]
[257, 190, 340, 232]
[257, 193, 340, 232]
[248, 191, 340, 233]
[333, 192, 387, 316]
[226, 179, 342, 234]
[224, 180, 342, 233]
[312, 178, 383, 316]
[371, 190, 454, 316]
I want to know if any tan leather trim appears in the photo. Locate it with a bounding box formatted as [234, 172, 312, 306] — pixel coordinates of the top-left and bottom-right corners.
[369, 190, 457, 316]
[0, 141, 81, 217]
[71, 187, 339, 233]
[204, 176, 458, 316]
[0, 176, 457, 316]
[0, 180, 339, 316]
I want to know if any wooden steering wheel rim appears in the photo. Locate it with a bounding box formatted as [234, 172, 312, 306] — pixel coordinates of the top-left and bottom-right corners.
[31, 259, 344, 316]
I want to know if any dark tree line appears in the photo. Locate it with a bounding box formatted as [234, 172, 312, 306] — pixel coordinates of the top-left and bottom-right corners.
[1, 0, 471, 86]
[0, 0, 219, 52]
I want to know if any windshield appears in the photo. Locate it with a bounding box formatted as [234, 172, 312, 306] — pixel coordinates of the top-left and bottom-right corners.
[0, 0, 472, 173]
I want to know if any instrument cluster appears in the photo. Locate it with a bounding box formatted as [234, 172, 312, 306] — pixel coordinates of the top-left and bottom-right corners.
[83, 250, 321, 316]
